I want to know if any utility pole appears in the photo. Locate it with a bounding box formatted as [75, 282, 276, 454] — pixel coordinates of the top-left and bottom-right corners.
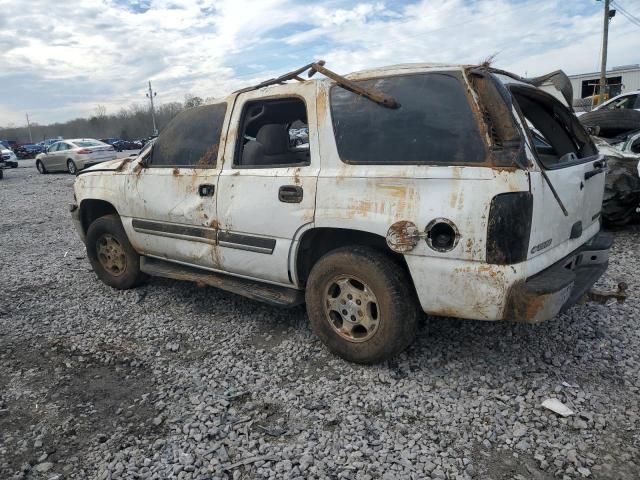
[146, 81, 158, 136]
[25, 113, 33, 143]
[598, 0, 612, 105]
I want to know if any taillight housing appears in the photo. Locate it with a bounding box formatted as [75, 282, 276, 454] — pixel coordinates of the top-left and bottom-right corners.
[486, 192, 533, 264]
[76, 148, 92, 154]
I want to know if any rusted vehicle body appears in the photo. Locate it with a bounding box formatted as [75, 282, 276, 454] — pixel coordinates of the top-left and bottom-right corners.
[593, 135, 640, 225]
[70, 62, 611, 363]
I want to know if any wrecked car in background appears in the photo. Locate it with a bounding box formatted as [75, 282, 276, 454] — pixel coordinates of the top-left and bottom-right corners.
[593, 134, 640, 226]
[70, 61, 613, 363]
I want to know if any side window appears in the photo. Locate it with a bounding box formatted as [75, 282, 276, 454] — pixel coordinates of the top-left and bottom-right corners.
[330, 72, 486, 165]
[234, 97, 310, 168]
[151, 103, 227, 168]
[51, 142, 62, 152]
[605, 94, 638, 110]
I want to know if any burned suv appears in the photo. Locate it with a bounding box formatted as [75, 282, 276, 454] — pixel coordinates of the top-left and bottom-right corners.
[71, 61, 611, 363]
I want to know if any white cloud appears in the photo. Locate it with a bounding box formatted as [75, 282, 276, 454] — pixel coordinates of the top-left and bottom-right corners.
[0, 0, 638, 126]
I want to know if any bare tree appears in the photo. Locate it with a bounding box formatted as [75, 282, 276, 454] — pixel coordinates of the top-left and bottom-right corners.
[184, 93, 204, 109]
[0, 99, 186, 143]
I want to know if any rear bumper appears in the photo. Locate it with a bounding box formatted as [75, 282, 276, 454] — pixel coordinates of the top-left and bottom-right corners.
[505, 232, 613, 323]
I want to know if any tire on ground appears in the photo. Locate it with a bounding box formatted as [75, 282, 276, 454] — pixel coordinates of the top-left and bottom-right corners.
[305, 246, 419, 364]
[36, 160, 47, 174]
[579, 109, 640, 136]
[86, 214, 145, 289]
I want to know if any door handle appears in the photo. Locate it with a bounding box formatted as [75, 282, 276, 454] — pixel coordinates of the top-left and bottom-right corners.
[278, 185, 303, 203]
[585, 160, 607, 180]
[585, 167, 605, 180]
[198, 184, 215, 197]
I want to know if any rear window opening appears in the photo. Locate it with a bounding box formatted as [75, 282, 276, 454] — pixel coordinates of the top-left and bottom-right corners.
[511, 87, 597, 169]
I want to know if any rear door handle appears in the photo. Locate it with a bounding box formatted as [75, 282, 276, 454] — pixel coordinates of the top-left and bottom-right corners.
[585, 168, 605, 180]
[585, 160, 607, 180]
[278, 185, 303, 203]
[198, 184, 215, 197]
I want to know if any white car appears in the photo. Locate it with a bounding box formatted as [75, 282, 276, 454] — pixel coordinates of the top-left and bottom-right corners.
[35, 139, 116, 174]
[1, 145, 18, 168]
[71, 61, 612, 363]
[594, 90, 640, 112]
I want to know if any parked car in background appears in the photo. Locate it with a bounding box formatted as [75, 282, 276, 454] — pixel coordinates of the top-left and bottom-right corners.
[1, 144, 18, 168]
[99, 138, 121, 151]
[38, 139, 63, 149]
[14, 143, 44, 159]
[579, 90, 640, 137]
[593, 134, 640, 226]
[35, 139, 116, 174]
[595, 90, 640, 113]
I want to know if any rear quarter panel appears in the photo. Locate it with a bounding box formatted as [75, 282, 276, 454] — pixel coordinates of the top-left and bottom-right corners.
[314, 79, 530, 320]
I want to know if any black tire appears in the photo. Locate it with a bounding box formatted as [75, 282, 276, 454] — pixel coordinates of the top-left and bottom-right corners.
[36, 160, 47, 174]
[67, 159, 77, 174]
[579, 109, 640, 136]
[305, 246, 419, 364]
[0, 169, 3, 180]
[86, 214, 145, 289]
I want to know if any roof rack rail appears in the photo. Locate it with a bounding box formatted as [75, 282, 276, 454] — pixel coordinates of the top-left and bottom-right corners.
[234, 60, 400, 109]
[234, 61, 320, 94]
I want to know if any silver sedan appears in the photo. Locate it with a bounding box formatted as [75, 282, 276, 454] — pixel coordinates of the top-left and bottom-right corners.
[35, 139, 116, 174]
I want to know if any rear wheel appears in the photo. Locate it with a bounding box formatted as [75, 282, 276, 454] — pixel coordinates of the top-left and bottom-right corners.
[86, 214, 145, 289]
[305, 246, 419, 364]
[0, 169, 3, 180]
[36, 160, 47, 174]
[67, 159, 77, 174]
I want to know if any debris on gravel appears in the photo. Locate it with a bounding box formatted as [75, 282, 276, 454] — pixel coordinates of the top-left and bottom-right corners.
[1, 167, 639, 479]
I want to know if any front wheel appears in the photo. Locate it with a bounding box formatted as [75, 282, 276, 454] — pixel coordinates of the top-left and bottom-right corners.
[305, 247, 419, 364]
[36, 160, 47, 174]
[86, 214, 146, 289]
[67, 159, 78, 174]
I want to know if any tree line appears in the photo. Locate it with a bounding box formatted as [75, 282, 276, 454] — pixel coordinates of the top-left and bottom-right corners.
[0, 94, 204, 144]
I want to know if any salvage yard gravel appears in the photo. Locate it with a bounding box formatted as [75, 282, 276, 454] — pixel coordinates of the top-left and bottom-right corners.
[1, 167, 639, 479]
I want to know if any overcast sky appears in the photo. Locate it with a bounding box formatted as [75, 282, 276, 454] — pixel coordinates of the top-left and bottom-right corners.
[1, 0, 638, 127]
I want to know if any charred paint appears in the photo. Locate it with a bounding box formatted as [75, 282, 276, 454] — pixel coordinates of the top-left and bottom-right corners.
[386, 220, 421, 253]
[196, 143, 219, 168]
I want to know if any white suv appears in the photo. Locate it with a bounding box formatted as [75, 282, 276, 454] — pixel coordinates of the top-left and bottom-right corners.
[71, 62, 611, 363]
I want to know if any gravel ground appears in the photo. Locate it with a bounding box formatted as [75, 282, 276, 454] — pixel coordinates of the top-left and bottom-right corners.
[1, 166, 639, 480]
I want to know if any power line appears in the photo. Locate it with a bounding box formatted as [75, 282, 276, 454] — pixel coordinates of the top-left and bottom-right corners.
[611, 0, 640, 27]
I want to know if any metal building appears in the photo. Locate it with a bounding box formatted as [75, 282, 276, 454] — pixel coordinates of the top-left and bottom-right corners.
[569, 64, 640, 100]
[539, 64, 640, 106]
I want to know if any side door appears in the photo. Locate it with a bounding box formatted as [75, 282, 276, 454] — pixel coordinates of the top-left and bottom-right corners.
[57, 142, 73, 170]
[510, 85, 604, 262]
[216, 82, 319, 285]
[119, 102, 230, 269]
[44, 142, 63, 170]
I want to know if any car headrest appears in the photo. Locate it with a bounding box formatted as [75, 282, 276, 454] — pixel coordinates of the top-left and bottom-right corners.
[241, 140, 265, 166]
[256, 124, 289, 155]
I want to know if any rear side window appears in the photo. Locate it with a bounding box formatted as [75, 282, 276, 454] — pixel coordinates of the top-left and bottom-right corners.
[330, 72, 486, 165]
[151, 103, 227, 168]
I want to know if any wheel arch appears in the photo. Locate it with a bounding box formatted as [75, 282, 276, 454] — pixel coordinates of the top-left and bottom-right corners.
[79, 199, 119, 236]
[294, 227, 412, 287]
